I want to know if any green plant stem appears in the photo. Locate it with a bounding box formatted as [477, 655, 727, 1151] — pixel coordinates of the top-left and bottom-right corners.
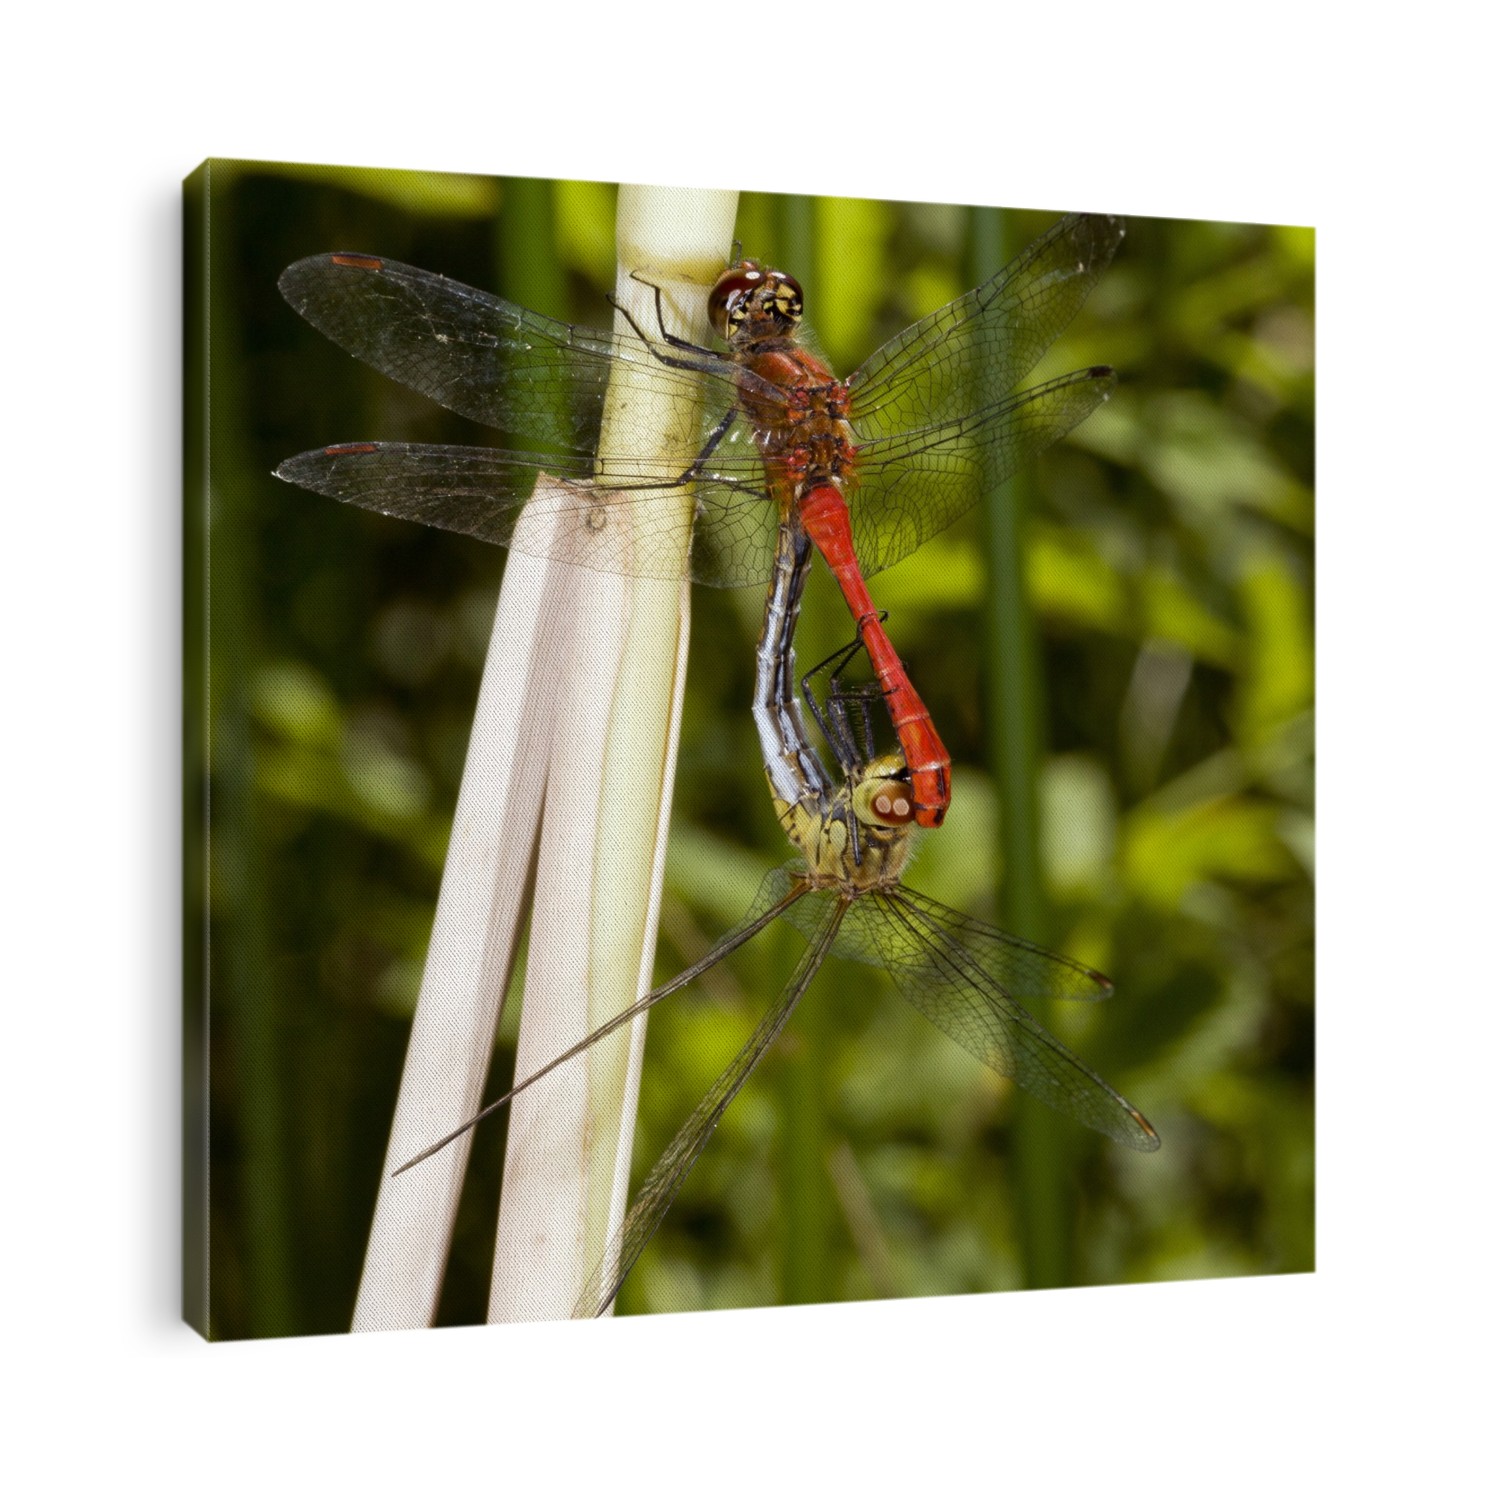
[771, 192, 834, 1309]
[195, 162, 297, 1337]
[971, 206, 1072, 1290]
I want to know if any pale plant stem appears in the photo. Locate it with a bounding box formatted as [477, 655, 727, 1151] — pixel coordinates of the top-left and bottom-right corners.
[352, 500, 580, 1331]
[491, 185, 738, 1321]
[352, 185, 738, 1331]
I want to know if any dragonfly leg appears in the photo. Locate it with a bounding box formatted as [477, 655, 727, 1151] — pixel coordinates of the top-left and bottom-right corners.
[608, 282, 725, 371]
[800, 625, 887, 774]
[676, 401, 739, 483]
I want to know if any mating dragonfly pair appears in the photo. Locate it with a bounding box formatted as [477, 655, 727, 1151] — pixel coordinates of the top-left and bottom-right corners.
[278, 210, 1159, 1318]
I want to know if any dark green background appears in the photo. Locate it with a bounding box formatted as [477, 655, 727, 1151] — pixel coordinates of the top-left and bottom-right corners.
[185, 162, 1314, 1339]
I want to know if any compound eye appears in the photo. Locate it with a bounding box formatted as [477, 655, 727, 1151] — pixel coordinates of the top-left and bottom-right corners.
[707, 263, 764, 337]
[854, 777, 917, 828]
[769, 271, 803, 324]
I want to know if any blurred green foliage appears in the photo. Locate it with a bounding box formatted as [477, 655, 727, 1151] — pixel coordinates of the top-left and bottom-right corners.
[186, 161, 1313, 1338]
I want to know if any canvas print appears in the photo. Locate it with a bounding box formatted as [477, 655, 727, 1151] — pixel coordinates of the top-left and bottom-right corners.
[184, 161, 1314, 1339]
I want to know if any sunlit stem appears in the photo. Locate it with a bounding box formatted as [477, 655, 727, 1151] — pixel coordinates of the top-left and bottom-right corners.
[352, 483, 579, 1332]
[351, 185, 737, 1332]
[488, 184, 738, 1322]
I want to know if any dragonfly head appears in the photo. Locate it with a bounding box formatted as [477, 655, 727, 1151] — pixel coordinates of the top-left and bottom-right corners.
[708, 261, 804, 345]
[773, 750, 916, 892]
[823, 752, 918, 888]
[852, 753, 919, 830]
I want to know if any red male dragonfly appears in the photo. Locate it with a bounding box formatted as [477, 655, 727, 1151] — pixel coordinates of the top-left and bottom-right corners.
[277, 212, 1124, 829]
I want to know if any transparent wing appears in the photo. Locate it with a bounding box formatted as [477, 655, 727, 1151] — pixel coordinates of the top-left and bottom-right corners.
[393, 867, 808, 1178]
[846, 212, 1125, 436]
[834, 887, 1159, 1152]
[279, 252, 748, 458]
[279, 221, 1122, 588]
[573, 883, 844, 1318]
[275, 438, 779, 589]
[846, 366, 1116, 576]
